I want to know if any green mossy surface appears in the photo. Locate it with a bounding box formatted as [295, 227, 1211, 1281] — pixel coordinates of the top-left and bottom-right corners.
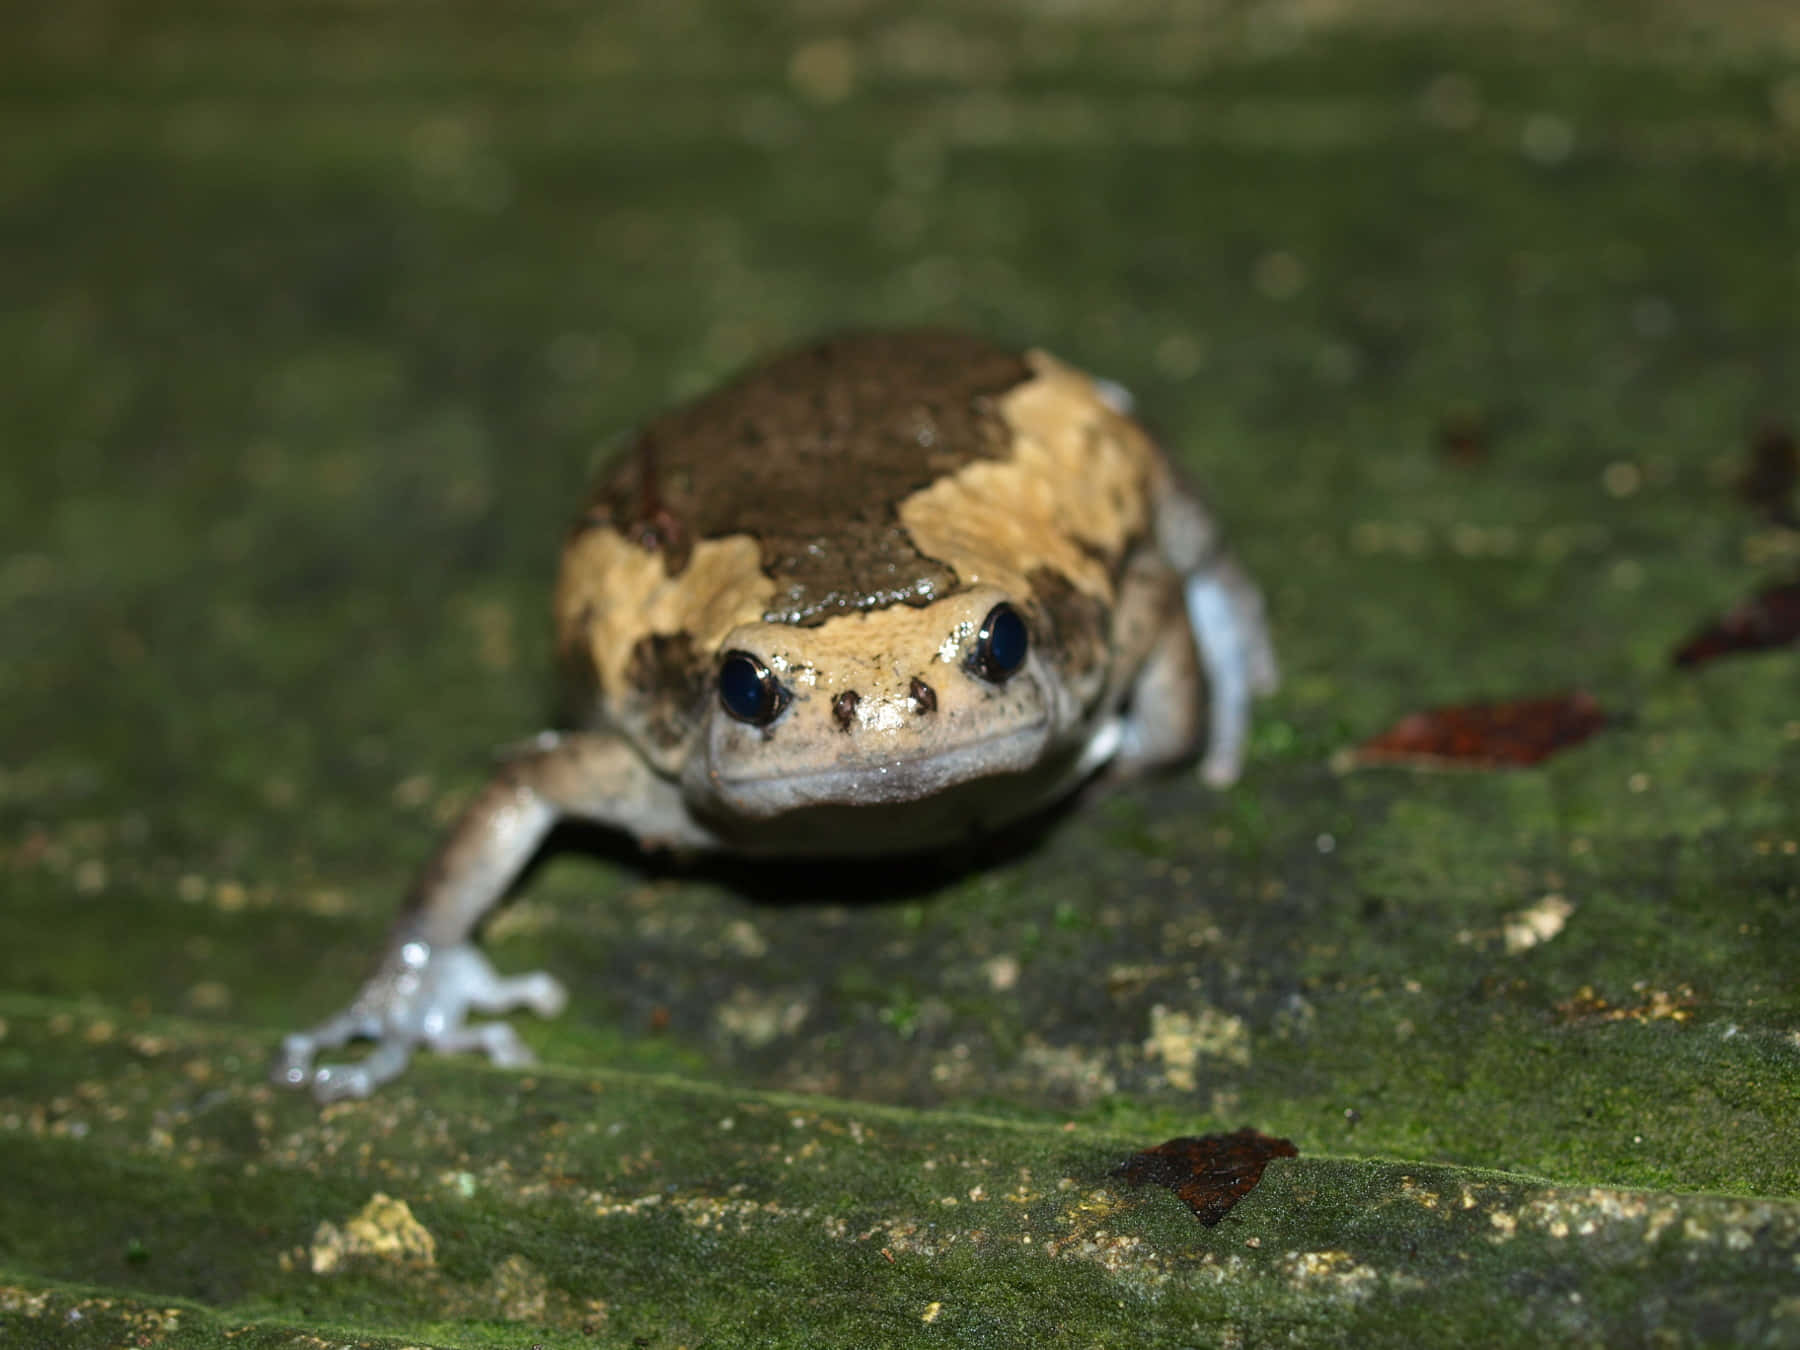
[3, 2, 1798, 1345]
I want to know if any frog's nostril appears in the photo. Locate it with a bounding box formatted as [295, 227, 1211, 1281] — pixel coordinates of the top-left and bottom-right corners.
[832, 690, 860, 731]
[909, 677, 937, 714]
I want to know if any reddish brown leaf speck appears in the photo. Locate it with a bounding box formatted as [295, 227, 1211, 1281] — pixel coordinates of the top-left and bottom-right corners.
[1437, 409, 1490, 467]
[1672, 581, 1800, 669]
[1349, 691, 1606, 770]
[1112, 1128, 1298, 1226]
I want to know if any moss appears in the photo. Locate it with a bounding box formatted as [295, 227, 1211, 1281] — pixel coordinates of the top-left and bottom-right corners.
[2, 1, 1797, 1343]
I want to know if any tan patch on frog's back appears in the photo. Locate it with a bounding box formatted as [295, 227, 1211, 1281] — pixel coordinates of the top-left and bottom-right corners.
[555, 529, 775, 739]
[897, 351, 1158, 609]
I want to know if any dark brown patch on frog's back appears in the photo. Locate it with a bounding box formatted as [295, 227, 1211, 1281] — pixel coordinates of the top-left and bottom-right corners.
[623, 631, 710, 750]
[580, 331, 1033, 626]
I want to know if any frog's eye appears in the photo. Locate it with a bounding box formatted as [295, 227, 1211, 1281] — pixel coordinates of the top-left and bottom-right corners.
[718, 651, 789, 726]
[970, 603, 1029, 683]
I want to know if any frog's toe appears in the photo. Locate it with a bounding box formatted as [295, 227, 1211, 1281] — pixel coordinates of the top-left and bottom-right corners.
[521, 971, 568, 1017]
[310, 1040, 414, 1102]
[429, 1019, 536, 1068]
[420, 945, 566, 1020]
[468, 968, 567, 1020]
[272, 1015, 374, 1090]
[1199, 739, 1247, 789]
[272, 1038, 316, 1091]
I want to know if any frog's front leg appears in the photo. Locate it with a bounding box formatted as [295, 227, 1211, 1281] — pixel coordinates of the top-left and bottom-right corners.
[274, 731, 713, 1102]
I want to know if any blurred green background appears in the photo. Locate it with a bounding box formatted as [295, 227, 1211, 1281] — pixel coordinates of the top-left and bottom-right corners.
[2, 2, 1798, 1345]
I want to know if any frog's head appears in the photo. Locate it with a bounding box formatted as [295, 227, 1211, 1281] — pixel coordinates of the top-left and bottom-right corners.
[687, 584, 1092, 822]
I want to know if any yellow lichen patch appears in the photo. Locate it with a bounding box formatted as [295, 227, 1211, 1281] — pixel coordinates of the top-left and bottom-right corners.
[1280, 1249, 1382, 1302]
[0, 1287, 188, 1343]
[899, 351, 1155, 604]
[309, 1193, 437, 1274]
[1507, 1188, 1755, 1248]
[715, 985, 812, 1049]
[1143, 1002, 1251, 1091]
[555, 529, 775, 700]
[1477, 1186, 1786, 1252]
[485, 1253, 549, 1323]
[1453, 893, 1576, 954]
[985, 954, 1021, 991]
[1042, 1224, 1173, 1289]
[1016, 1037, 1119, 1104]
[1502, 893, 1574, 954]
[1553, 983, 1698, 1025]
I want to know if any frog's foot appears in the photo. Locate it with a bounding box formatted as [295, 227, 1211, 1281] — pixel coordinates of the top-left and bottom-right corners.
[273, 939, 567, 1103]
[1186, 557, 1280, 788]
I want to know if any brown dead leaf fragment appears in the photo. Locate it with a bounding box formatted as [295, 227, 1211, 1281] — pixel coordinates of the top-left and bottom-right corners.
[1672, 580, 1800, 668]
[1736, 420, 1797, 525]
[1113, 1128, 1299, 1226]
[1436, 409, 1490, 467]
[1348, 691, 1606, 770]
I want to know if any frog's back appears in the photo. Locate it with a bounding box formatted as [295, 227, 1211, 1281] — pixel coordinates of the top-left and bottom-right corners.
[579, 330, 1034, 626]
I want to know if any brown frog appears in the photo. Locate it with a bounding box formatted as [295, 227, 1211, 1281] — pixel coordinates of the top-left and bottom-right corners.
[276, 331, 1277, 1100]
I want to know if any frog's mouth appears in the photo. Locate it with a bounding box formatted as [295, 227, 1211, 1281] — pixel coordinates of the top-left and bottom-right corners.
[699, 719, 1058, 821]
[695, 717, 1099, 856]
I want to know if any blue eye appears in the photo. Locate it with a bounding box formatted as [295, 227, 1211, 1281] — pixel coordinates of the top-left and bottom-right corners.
[971, 603, 1028, 682]
[718, 651, 788, 725]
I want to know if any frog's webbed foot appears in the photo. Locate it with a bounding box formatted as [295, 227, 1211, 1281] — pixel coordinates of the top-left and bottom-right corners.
[273, 939, 567, 1102]
[273, 733, 717, 1101]
[1185, 554, 1279, 788]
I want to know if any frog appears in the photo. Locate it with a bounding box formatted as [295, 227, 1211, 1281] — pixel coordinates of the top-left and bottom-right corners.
[274, 330, 1277, 1101]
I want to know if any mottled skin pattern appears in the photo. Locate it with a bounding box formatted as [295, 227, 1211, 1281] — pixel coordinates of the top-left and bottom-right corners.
[582, 330, 1031, 625]
[276, 331, 1277, 1101]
